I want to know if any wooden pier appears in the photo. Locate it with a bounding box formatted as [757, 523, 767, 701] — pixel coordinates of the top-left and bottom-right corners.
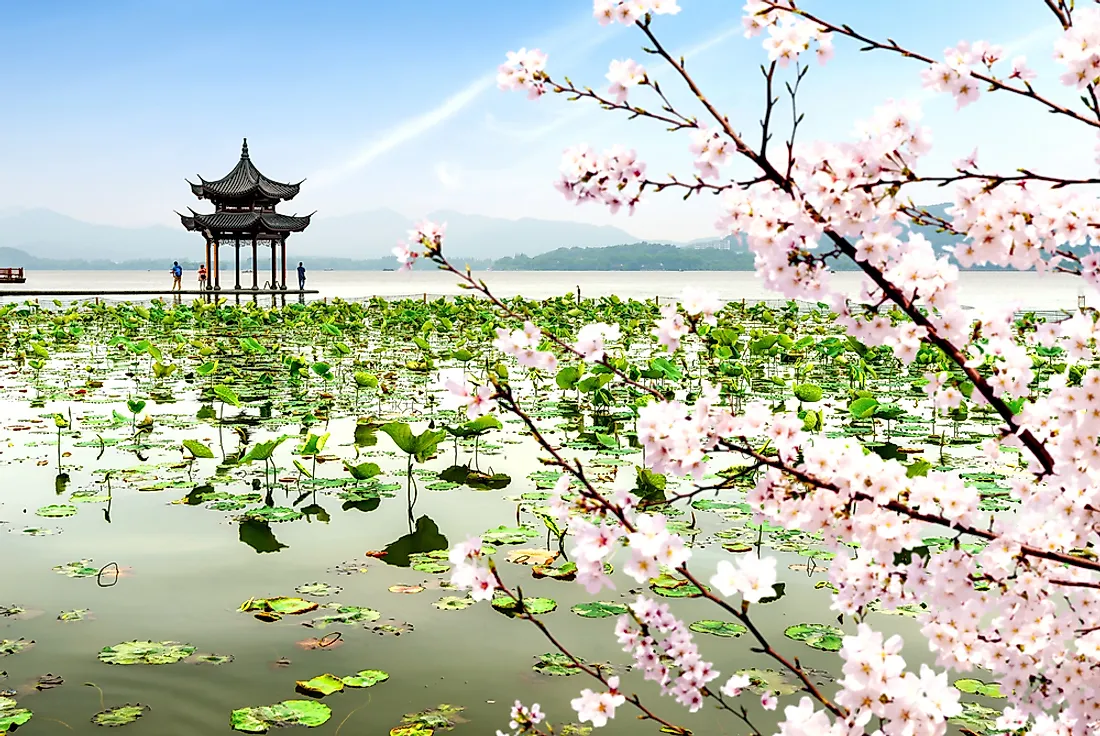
[0, 268, 26, 284]
[0, 288, 317, 297]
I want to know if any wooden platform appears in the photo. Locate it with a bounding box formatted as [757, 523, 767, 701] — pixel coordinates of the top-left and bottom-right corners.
[0, 267, 26, 284]
[0, 289, 318, 297]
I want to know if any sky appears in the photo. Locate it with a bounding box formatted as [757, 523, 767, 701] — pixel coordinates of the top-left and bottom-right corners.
[0, 0, 1091, 244]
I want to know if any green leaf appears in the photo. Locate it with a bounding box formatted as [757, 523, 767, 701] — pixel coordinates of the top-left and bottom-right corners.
[196, 360, 219, 377]
[230, 700, 332, 733]
[91, 704, 150, 727]
[570, 601, 628, 619]
[213, 385, 241, 408]
[126, 399, 146, 415]
[343, 461, 382, 481]
[0, 697, 33, 733]
[340, 670, 389, 688]
[953, 678, 1005, 698]
[294, 674, 344, 697]
[793, 383, 823, 403]
[689, 620, 747, 638]
[380, 422, 416, 455]
[352, 372, 378, 389]
[555, 366, 583, 390]
[849, 396, 879, 419]
[183, 439, 215, 459]
[98, 640, 196, 665]
[784, 623, 845, 652]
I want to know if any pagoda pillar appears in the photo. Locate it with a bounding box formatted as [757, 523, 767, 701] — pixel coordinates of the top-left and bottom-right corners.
[234, 238, 241, 290]
[213, 242, 221, 290]
[270, 242, 277, 290]
[204, 239, 212, 290]
[251, 238, 258, 290]
[281, 237, 288, 290]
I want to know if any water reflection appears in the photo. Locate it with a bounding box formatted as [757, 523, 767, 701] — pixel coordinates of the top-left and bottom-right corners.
[381, 516, 448, 567]
[238, 520, 288, 553]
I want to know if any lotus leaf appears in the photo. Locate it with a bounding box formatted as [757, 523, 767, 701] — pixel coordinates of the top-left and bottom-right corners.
[396, 704, 465, 732]
[98, 640, 196, 665]
[0, 697, 32, 733]
[948, 702, 1002, 734]
[239, 597, 319, 621]
[648, 572, 708, 598]
[491, 594, 557, 616]
[91, 704, 150, 727]
[570, 601, 628, 619]
[341, 669, 389, 688]
[36, 504, 76, 518]
[58, 609, 91, 621]
[736, 668, 800, 696]
[303, 605, 381, 629]
[388, 585, 424, 594]
[366, 620, 414, 636]
[239, 507, 302, 523]
[532, 652, 583, 676]
[953, 678, 1005, 698]
[784, 623, 845, 652]
[295, 674, 344, 697]
[192, 653, 234, 665]
[230, 700, 332, 733]
[532, 561, 577, 580]
[689, 620, 748, 638]
[294, 583, 341, 597]
[433, 596, 474, 611]
[480, 525, 538, 545]
[0, 640, 33, 657]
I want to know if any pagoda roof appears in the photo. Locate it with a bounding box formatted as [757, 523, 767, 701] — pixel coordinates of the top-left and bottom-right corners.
[188, 139, 303, 202]
[179, 209, 313, 234]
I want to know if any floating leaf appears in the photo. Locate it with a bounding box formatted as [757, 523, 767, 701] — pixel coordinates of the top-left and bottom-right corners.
[366, 620, 414, 636]
[191, 653, 234, 665]
[182, 440, 215, 459]
[0, 640, 34, 657]
[491, 594, 557, 617]
[648, 572, 708, 598]
[58, 609, 91, 622]
[91, 704, 150, 727]
[239, 506, 302, 523]
[432, 596, 474, 611]
[0, 697, 32, 732]
[230, 700, 331, 733]
[294, 583, 341, 598]
[36, 504, 76, 518]
[303, 605, 380, 629]
[98, 640, 196, 665]
[294, 674, 344, 697]
[341, 670, 389, 688]
[784, 623, 845, 652]
[239, 597, 318, 622]
[388, 585, 424, 594]
[504, 549, 556, 566]
[570, 602, 628, 619]
[736, 668, 800, 696]
[532, 652, 583, 676]
[395, 704, 465, 733]
[689, 620, 748, 638]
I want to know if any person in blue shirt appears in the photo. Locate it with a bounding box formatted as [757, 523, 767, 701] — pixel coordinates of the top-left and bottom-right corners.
[297, 262, 306, 291]
[171, 261, 183, 291]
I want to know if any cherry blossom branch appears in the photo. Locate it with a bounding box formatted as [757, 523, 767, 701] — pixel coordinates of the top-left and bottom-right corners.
[633, 17, 1058, 478]
[870, 169, 1100, 190]
[491, 382, 847, 719]
[768, 2, 1100, 129]
[549, 77, 696, 131]
[720, 437, 1100, 576]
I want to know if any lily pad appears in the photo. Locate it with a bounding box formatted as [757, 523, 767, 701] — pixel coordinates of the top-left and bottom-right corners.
[366, 620, 414, 636]
[689, 620, 748, 638]
[92, 704, 150, 727]
[294, 583, 341, 597]
[532, 652, 583, 676]
[736, 668, 800, 696]
[784, 623, 844, 652]
[341, 670, 389, 688]
[395, 704, 465, 732]
[295, 674, 344, 697]
[948, 702, 1002, 734]
[648, 572, 708, 598]
[504, 549, 557, 566]
[570, 601, 628, 619]
[191, 653, 234, 665]
[491, 594, 557, 616]
[432, 596, 474, 611]
[36, 504, 76, 518]
[230, 700, 332, 733]
[388, 585, 424, 594]
[481, 525, 538, 545]
[0, 697, 32, 733]
[98, 640, 196, 665]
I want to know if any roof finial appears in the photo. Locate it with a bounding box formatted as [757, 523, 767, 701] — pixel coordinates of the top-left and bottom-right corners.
[241, 138, 249, 159]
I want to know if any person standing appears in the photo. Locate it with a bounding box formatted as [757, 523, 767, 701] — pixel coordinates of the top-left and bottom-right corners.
[171, 261, 183, 291]
[198, 263, 208, 289]
[297, 262, 306, 291]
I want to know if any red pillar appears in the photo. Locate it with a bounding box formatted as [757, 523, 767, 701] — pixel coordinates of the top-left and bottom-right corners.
[204, 239, 211, 290]
[213, 241, 221, 290]
[251, 237, 258, 290]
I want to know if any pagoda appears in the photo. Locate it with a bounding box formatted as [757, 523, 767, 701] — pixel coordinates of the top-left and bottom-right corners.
[178, 139, 313, 291]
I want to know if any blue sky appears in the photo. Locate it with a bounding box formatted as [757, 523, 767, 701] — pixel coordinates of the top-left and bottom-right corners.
[0, 0, 1088, 242]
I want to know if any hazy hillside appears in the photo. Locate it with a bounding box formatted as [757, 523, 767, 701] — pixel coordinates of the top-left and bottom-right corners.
[0, 207, 646, 263]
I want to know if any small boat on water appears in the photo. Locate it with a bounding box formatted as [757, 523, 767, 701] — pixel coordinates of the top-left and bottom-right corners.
[0, 267, 26, 284]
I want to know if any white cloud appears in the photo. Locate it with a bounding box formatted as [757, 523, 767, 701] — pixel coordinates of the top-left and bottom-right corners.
[309, 74, 494, 189]
[679, 24, 742, 60]
[435, 161, 461, 190]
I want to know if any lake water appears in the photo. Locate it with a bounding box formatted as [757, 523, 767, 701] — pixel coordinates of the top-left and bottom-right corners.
[0, 269, 1090, 310]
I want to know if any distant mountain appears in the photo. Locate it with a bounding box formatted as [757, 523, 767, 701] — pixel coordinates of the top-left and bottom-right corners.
[0, 207, 647, 264]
